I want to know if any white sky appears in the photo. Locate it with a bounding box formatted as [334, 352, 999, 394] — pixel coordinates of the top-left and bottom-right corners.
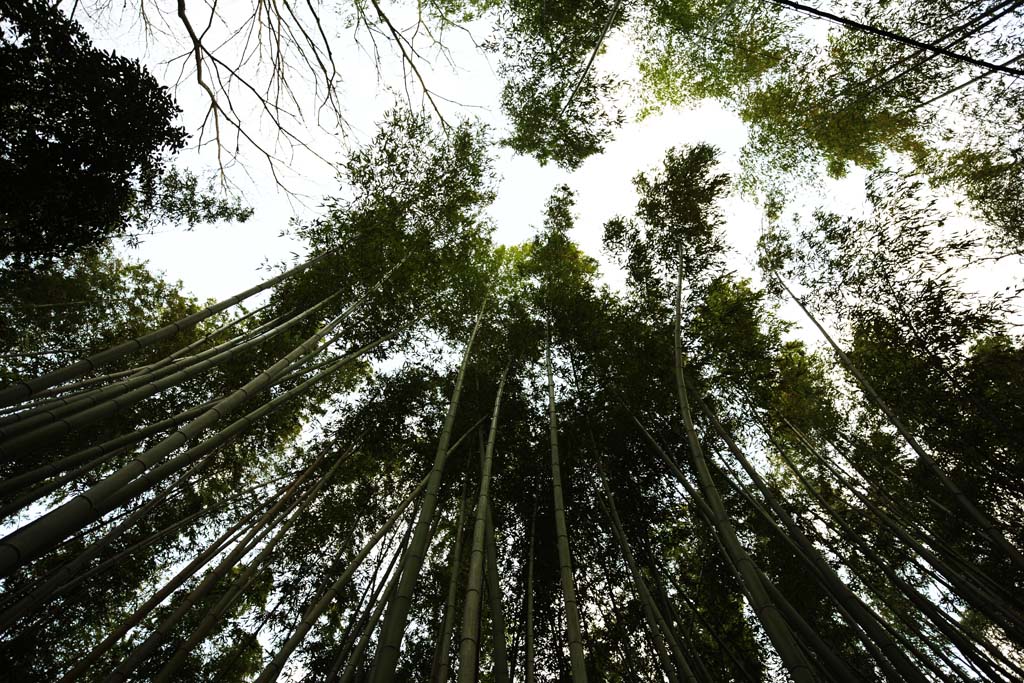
[67, 1, 872, 306]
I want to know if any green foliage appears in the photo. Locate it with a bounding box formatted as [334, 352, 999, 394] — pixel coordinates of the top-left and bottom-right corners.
[2, 93, 1023, 681]
[494, 0, 626, 168]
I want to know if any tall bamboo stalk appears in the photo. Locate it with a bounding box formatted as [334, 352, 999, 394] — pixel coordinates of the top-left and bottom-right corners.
[778, 275, 1024, 573]
[0, 320, 389, 576]
[457, 368, 509, 681]
[692, 389, 930, 683]
[370, 299, 487, 682]
[54, 504, 263, 682]
[255, 475, 429, 682]
[525, 500, 537, 683]
[599, 485, 697, 683]
[431, 475, 470, 682]
[670, 259, 813, 682]
[545, 337, 589, 683]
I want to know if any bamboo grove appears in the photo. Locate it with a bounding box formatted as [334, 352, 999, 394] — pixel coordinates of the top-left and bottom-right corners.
[0, 109, 1021, 681]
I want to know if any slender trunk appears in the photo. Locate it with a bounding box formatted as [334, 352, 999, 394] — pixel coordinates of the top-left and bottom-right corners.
[457, 368, 509, 682]
[525, 500, 537, 683]
[0, 249, 339, 408]
[476, 425, 511, 683]
[157, 448, 360, 682]
[326, 520, 412, 682]
[0, 325, 387, 577]
[779, 276, 1024, 573]
[776, 443, 1022, 682]
[103, 452, 329, 683]
[670, 260, 812, 682]
[0, 399, 217, 503]
[0, 280, 354, 457]
[713, 456, 899, 682]
[657, 562, 759, 683]
[0, 307, 293, 441]
[599, 488, 695, 683]
[370, 299, 487, 682]
[256, 475, 429, 682]
[431, 476, 470, 683]
[545, 337, 588, 683]
[54, 503, 263, 682]
[484, 500, 510, 683]
[641, 559, 713, 683]
[788, 426, 1024, 644]
[0, 446, 232, 630]
[692, 390, 929, 683]
[340, 525, 414, 683]
[48, 471, 288, 606]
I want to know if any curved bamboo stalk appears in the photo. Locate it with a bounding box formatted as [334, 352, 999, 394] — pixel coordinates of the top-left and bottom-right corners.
[255, 475, 428, 682]
[692, 390, 929, 683]
[155, 447, 361, 682]
[671, 261, 813, 683]
[0, 309, 384, 576]
[599, 484, 697, 683]
[103, 451, 330, 683]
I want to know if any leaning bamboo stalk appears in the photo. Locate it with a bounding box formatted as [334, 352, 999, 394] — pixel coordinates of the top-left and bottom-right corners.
[2, 252, 406, 452]
[776, 441, 1022, 682]
[327, 519, 414, 682]
[370, 299, 487, 683]
[255, 475, 429, 682]
[457, 367, 509, 681]
[692, 390, 929, 683]
[155, 446, 360, 682]
[778, 275, 1024, 572]
[0, 306, 295, 438]
[632, 413, 820, 680]
[0, 309, 387, 576]
[712, 455, 904, 682]
[0, 399, 218, 502]
[54, 501, 266, 682]
[0, 249, 340, 408]
[786, 417, 1021, 617]
[655, 557, 760, 683]
[671, 258, 813, 683]
[0, 445, 231, 631]
[340, 543, 408, 683]
[0, 290, 346, 455]
[787, 426, 1024, 643]
[49, 471, 290, 605]
[104, 452, 330, 683]
[599, 488, 695, 683]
